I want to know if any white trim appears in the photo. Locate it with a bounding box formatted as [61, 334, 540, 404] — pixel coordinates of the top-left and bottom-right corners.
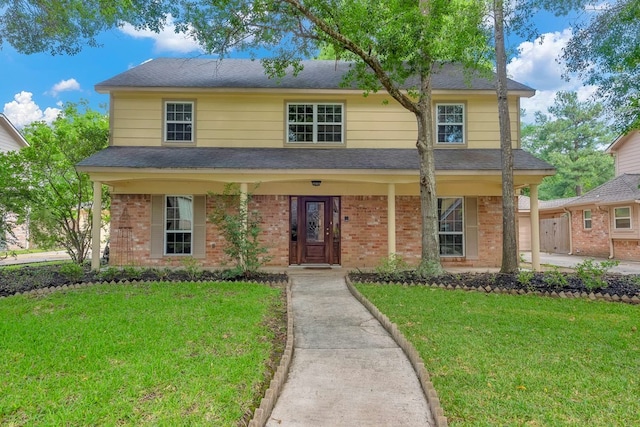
[164, 101, 194, 143]
[613, 206, 632, 230]
[438, 197, 465, 257]
[286, 102, 344, 144]
[436, 103, 465, 145]
[583, 209, 592, 229]
[164, 195, 194, 255]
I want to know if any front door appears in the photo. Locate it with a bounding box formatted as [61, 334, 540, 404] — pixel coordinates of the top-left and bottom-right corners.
[290, 196, 340, 265]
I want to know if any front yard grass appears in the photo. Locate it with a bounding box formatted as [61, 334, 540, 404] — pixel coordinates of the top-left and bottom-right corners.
[355, 284, 640, 426]
[0, 281, 285, 426]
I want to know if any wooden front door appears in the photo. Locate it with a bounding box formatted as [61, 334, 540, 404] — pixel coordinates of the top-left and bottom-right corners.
[290, 196, 340, 265]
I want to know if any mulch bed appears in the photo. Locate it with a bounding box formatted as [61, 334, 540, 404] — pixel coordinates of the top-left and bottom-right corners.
[349, 271, 640, 299]
[0, 264, 288, 298]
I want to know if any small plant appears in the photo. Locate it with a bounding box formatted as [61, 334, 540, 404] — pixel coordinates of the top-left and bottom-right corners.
[375, 253, 409, 282]
[99, 266, 121, 282]
[208, 184, 271, 275]
[122, 265, 142, 280]
[574, 258, 619, 290]
[543, 266, 568, 288]
[59, 262, 84, 282]
[519, 253, 526, 263]
[517, 269, 534, 286]
[181, 256, 203, 281]
[153, 267, 173, 281]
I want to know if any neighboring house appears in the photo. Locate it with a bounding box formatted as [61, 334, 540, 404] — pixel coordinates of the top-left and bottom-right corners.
[77, 59, 554, 269]
[0, 113, 30, 250]
[518, 195, 578, 253]
[557, 130, 640, 260]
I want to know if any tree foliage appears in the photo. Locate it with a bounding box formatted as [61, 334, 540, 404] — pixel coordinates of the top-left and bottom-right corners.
[562, 0, 640, 132]
[0, 102, 109, 263]
[522, 91, 614, 199]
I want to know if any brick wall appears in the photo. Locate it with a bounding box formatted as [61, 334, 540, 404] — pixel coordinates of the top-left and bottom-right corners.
[612, 240, 640, 260]
[110, 193, 504, 269]
[341, 196, 389, 268]
[570, 208, 611, 258]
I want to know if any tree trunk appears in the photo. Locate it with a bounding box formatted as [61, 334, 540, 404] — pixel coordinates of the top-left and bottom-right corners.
[494, 1, 519, 273]
[416, 69, 444, 275]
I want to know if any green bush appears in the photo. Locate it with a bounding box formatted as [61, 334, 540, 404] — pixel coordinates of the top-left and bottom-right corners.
[180, 256, 203, 281]
[575, 259, 619, 290]
[375, 253, 410, 282]
[59, 262, 84, 282]
[543, 266, 568, 288]
[517, 269, 534, 286]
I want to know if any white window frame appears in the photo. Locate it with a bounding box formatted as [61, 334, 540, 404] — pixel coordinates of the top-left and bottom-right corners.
[286, 102, 344, 144]
[436, 103, 465, 145]
[164, 195, 193, 255]
[164, 101, 194, 143]
[583, 209, 592, 229]
[438, 197, 464, 257]
[614, 206, 632, 230]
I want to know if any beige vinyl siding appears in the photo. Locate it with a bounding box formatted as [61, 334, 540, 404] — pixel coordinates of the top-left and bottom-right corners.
[109, 91, 522, 149]
[614, 132, 640, 176]
[0, 126, 25, 153]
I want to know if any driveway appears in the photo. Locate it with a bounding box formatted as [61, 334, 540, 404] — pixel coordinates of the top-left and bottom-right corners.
[521, 251, 640, 275]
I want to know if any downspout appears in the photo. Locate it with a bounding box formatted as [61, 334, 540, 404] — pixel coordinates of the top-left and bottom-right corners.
[562, 207, 573, 255]
[600, 205, 615, 259]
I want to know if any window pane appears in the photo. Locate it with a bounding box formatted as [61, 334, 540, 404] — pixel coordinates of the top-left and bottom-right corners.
[165, 196, 193, 255]
[615, 207, 630, 218]
[165, 102, 193, 142]
[437, 104, 464, 144]
[439, 234, 463, 256]
[616, 218, 631, 229]
[287, 103, 343, 143]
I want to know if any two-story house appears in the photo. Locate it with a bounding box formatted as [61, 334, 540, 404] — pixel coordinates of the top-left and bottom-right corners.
[561, 130, 640, 260]
[77, 58, 553, 270]
[0, 113, 30, 250]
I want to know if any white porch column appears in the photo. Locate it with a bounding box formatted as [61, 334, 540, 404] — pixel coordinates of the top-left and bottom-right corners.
[387, 183, 396, 256]
[530, 184, 541, 271]
[91, 180, 102, 271]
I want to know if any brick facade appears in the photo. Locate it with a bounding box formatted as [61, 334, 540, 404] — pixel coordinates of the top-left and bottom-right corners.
[109, 193, 504, 268]
[569, 208, 611, 258]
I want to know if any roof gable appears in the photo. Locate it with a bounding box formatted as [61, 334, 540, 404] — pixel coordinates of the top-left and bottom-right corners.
[95, 58, 535, 94]
[0, 114, 28, 153]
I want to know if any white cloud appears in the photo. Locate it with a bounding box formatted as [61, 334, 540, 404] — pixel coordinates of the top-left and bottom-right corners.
[508, 29, 598, 123]
[119, 15, 202, 54]
[49, 78, 81, 97]
[3, 92, 61, 128]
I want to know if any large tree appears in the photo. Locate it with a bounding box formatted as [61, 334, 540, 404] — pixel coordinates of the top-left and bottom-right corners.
[562, 0, 640, 132]
[522, 91, 615, 199]
[0, 102, 109, 263]
[1, 0, 491, 273]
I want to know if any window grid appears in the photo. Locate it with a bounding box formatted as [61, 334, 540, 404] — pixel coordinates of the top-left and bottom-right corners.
[583, 210, 592, 229]
[436, 103, 464, 144]
[288, 103, 343, 143]
[614, 207, 631, 229]
[165, 102, 193, 142]
[438, 197, 464, 257]
[165, 195, 193, 255]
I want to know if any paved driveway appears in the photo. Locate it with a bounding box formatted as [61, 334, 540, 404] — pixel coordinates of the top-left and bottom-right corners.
[521, 251, 640, 275]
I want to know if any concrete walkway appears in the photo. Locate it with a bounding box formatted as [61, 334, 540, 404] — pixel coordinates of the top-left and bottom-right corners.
[267, 270, 433, 427]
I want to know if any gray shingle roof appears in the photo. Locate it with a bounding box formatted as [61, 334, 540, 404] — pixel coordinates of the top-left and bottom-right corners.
[566, 174, 640, 206]
[518, 195, 580, 211]
[77, 146, 553, 172]
[95, 58, 535, 93]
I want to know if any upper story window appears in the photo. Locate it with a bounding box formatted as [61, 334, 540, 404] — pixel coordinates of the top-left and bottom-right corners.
[583, 209, 592, 229]
[165, 101, 194, 143]
[436, 103, 465, 144]
[287, 103, 344, 144]
[165, 195, 193, 255]
[614, 206, 631, 229]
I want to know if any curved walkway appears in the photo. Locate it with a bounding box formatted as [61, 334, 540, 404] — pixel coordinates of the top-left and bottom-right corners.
[267, 270, 433, 427]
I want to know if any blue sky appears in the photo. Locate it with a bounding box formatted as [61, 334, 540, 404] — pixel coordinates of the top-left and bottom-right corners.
[1, 9, 594, 129]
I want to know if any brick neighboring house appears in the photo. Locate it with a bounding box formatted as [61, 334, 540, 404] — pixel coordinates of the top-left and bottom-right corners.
[77, 59, 554, 270]
[558, 131, 640, 260]
[517, 195, 578, 253]
[0, 114, 29, 250]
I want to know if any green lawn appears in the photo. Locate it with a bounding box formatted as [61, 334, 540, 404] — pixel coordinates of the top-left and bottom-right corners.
[355, 284, 640, 426]
[0, 281, 285, 426]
